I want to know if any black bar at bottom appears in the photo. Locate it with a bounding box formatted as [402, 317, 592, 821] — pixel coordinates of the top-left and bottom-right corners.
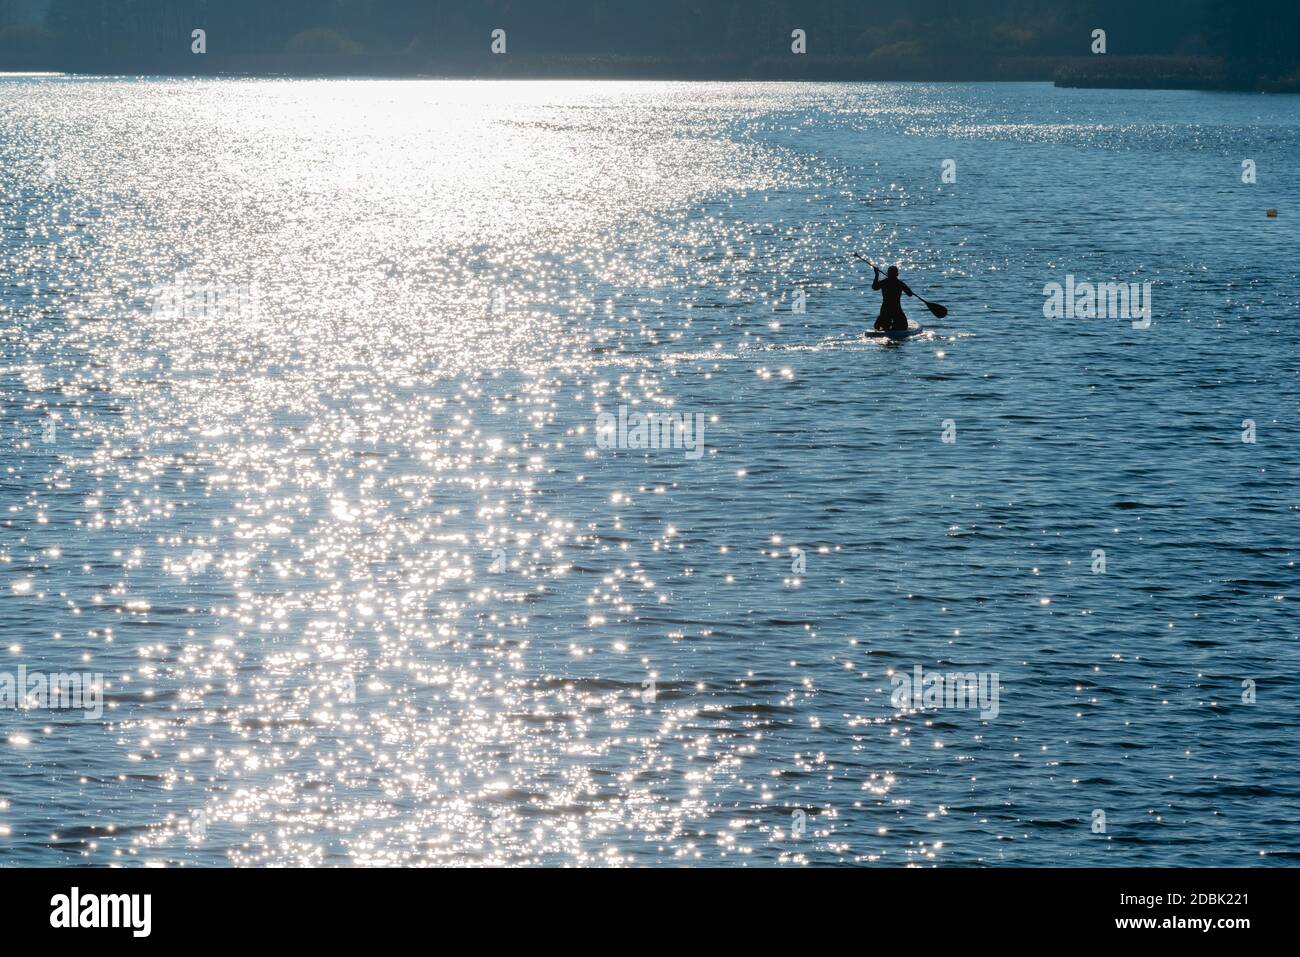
[1, 867, 1288, 942]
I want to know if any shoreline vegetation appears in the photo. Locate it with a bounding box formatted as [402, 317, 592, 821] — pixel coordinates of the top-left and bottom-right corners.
[1, 0, 1297, 92]
[0, 45, 1295, 92]
[0, 55, 1294, 92]
[1055, 55, 1300, 93]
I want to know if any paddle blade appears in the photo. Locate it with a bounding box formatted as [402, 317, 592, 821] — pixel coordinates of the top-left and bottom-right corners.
[925, 301, 949, 320]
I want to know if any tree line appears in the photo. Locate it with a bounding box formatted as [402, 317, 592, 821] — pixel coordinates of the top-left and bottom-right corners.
[0, 1, 1295, 84]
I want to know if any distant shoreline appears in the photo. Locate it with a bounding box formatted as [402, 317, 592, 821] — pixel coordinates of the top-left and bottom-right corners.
[1, 52, 1061, 82]
[1054, 55, 1299, 93]
[2, 54, 1293, 92]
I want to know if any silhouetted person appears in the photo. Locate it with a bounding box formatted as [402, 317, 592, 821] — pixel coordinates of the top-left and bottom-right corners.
[873, 265, 914, 332]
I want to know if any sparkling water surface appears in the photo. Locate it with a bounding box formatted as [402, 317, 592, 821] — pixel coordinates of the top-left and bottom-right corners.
[1, 78, 1297, 866]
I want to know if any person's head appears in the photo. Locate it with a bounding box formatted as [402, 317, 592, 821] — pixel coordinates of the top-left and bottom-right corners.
[887, 266, 899, 279]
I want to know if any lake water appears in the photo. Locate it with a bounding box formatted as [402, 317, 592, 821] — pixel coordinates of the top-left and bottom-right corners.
[1, 78, 1297, 866]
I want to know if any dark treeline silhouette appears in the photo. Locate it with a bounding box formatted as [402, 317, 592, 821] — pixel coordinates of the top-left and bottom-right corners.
[0, 0, 1296, 88]
[1204, 0, 1300, 82]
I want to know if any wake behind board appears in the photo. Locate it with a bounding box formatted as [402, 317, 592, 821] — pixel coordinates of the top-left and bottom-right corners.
[864, 321, 925, 341]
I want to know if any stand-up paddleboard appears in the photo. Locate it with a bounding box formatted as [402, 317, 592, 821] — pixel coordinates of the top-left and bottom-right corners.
[864, 321, 925, 341]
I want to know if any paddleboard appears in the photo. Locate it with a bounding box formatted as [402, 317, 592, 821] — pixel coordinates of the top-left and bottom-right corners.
[864, 321, 925, 341]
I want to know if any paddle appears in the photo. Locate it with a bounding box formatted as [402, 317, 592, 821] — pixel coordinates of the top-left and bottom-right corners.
[853, 253, 949, 320]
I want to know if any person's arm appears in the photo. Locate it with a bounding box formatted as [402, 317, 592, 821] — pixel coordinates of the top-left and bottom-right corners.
[872, 268, 883, 291]
[901, 282, 914, 297]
